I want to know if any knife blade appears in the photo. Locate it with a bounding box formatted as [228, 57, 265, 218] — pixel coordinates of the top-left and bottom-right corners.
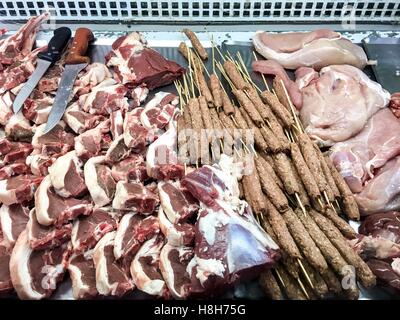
[44, 28, 94, 134]
[12, 27, 71, 113]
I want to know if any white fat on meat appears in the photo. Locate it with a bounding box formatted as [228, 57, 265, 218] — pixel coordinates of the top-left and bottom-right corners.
[76, 63, 112, 89]
[159, 244, 194, 299]
[10, 230, 68, 300]
[110, 110, 124, 139]
[67, 249, 98, 299]
[158, 206, 195, 247]
[130, 234, 166, 297]
[298, 65, 390, 146]
[187, 256, 226, 287]
[252, 29, 367, 70]
[392, 258, 400, 277]
[140, 92, 178, 130]
[93, 231, 134, 296]
[123, 107, 152, 153]
[0, 204, 29, 247]
[48, 150, 87, 198]
[84, 156, 116, 207]
[5, 112, 34, 142]
[146, 120, 183, 180]
[131, 86, 149, 107]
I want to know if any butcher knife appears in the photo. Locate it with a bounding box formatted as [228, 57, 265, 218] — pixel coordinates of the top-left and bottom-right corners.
[12, 27, 72, 113]
[44, 27, 94, 134]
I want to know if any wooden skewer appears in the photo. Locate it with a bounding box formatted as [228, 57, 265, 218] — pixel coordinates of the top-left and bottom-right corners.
[297, 259, 315, 290]
[297, 278, 310, 300]
[253, 51, 270, 91]
[279, 79, 302, 133]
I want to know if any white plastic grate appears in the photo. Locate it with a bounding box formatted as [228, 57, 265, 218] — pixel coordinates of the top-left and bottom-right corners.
[0, 1, 399, 23]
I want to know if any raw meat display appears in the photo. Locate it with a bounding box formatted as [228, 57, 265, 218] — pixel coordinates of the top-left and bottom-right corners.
[0, 16, 392, 301]
[253, 29, 368, 70]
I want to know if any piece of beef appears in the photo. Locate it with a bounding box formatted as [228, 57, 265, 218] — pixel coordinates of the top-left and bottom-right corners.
[67, 250, 98, 299]
[71, 208, 118, 253]
[158, 180, 199, 223]
[0, 203, 29, 247]
[123, 107, 152, 154]
[75, 120, 111, 160]
[112, 181, 159, 214]
[22, 94, 53, 125]
[79, 78, 129, 116]
[105, 135, 131, 163]
[84, 156, 116, 207]
[5, 112, 34, 142]
[48, 150, 87, 198]
[64, 102, 106, 135]
[0, 174, 42, 205]
[106, 32, 185, 90]
[93, 231, 134, 296]
[367, 259, 400, 292]
[27, 209, 72, 250]
[158, 206, 195, 247]
[35, 176, 93, 226]
[159, 243, 194, 299]
[113, 213, 159, 267]
[10, 230, 69, 299]
[146, 121, 184, 180]
[140, 92, 178, 131]
[111, 155, 148, 182]
[32, 122, 75, 156]
[130, 234, 168, 297]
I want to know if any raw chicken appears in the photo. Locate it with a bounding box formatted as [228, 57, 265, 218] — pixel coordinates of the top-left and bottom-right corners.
[330, 108, 400, 193]
[252, 60, 303, 109]
[298, 65, 390, 146]
[355, 155, 400, 215]
[253, 29, 368, 70]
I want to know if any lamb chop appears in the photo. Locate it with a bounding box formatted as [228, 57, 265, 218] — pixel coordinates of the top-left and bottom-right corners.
[0, 12, 49, 67]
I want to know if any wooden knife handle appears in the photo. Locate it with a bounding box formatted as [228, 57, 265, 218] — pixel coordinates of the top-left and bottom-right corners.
[65, 28, 94, 64]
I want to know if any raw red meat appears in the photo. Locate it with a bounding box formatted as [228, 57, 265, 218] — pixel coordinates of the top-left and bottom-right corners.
[106, 32, 185, 90]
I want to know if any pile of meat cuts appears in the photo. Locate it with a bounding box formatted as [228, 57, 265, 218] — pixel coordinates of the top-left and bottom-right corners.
[253, 29, 400, 295]
[0, 15, 279, 299]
